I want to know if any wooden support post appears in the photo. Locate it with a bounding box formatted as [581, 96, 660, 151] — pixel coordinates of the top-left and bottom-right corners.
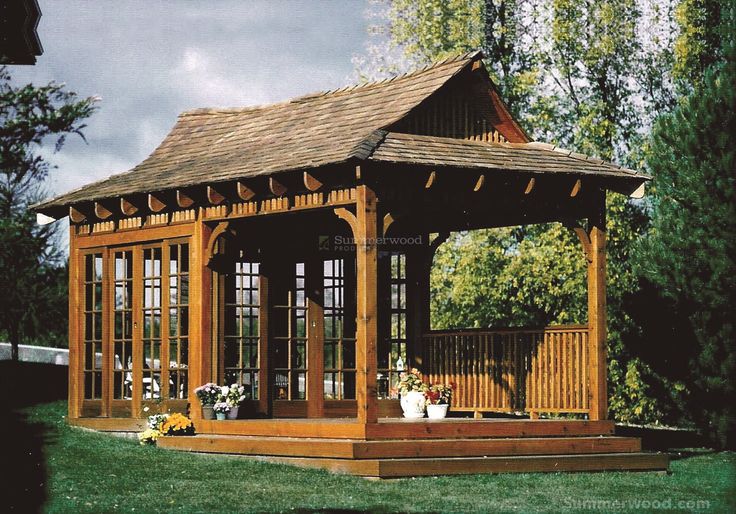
[354, 185, 379, 424]
[189, 213, 213, 421]
[68, 227, 81, 419]
[306, 257, 325, 418]
[587, 190, 607, 421]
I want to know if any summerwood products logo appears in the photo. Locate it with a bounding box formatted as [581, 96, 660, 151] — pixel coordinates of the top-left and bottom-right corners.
[563, 498, 711, 510]
[320, 235, 424, 252]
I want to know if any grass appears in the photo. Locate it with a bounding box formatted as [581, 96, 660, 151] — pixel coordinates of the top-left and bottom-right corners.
[7, 401, 736, 513]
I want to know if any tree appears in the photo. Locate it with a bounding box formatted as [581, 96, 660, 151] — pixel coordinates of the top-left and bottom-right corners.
[635, 46, 735, 448]
[673, 0, 729, 90]
[0, 67, 97, 361]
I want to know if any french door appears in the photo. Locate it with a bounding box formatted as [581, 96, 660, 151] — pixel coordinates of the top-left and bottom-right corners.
[78, 240, 190, 418]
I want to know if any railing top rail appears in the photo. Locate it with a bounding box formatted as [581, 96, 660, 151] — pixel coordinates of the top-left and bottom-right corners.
[424, 324, 589, 336]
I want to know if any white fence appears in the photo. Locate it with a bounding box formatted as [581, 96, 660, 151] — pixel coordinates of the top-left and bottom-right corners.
[0, 343, 68, 365]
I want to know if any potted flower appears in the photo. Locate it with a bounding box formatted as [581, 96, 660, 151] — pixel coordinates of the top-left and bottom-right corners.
[160, 412, 195, 435]
[223, 383, 246, 420]
[425, 383, 453, 419]
[398, 368, 428, 419]
[194, 382, 220, 420]
[138, 412, 195, 444]
[213, 401, 231, 420]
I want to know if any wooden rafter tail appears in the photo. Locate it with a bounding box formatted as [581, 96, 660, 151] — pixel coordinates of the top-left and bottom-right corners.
[474, 174, 485, 192]
[176, 189, 195, 208]
[120, 196, 140, 216]
[269, 177, 287, 197]
[629, 182, 645, 199]
[237, 181, 256, 201]
[207, 185, 226, 205]
[148, 192, 167, 212]
[425, 170, 437, 189]
[94, 201, 113, 220]
[69, 205, 87, 223]
[303, 171, 323, 192]
[570, 179, 582, 198]
[524, 177, 536, 195]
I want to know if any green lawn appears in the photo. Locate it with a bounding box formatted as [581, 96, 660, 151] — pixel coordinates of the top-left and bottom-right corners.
[8, 401, 736, 513]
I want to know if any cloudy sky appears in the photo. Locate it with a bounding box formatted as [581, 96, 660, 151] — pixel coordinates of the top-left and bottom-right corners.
[11, 0, 371, 201]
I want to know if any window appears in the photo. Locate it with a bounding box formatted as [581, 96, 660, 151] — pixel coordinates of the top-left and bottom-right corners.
[323, 258, 356, 400]
[273, 262, 307, 400]
[113, 251, 133, 399]
[224, 259, 259, 399]
[168, 243, 189, 399]
[378, 252, 407, 399]
[83, 253, 104, 399]
[142, 247, 162, 399]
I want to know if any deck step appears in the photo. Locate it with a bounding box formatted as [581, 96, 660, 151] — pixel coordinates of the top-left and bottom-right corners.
[255, 452, 670, 477]
[157, 435, 641, 459]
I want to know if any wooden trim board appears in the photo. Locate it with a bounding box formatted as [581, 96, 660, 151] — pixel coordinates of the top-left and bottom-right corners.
[157, 435, 641, 459]
[235, 453, 669, 477]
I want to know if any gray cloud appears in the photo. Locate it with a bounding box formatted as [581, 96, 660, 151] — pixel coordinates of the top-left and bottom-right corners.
[10, 0, 369, 199]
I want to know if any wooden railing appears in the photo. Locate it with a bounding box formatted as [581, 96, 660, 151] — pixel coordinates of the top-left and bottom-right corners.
[422, 326, 590, 415]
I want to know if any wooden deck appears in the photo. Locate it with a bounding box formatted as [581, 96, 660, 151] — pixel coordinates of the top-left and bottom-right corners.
[68, 416, 669, 477]
[70, 416, 615, 439]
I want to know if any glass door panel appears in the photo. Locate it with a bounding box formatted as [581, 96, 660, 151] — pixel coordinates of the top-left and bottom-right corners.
[272, 262, 307, 402]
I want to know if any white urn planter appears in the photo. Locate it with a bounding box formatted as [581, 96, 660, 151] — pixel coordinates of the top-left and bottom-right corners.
[426, 403, 449, 419]
[226, 405, 239, 420]
[400, 390, 426, 419]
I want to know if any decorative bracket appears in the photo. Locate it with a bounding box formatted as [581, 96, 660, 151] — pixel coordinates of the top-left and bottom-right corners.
[334, 207, 358, 238]
[572, 225, 592, 264]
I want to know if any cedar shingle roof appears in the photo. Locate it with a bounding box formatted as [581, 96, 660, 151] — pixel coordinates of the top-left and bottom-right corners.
[34, 50, 648, 215]
[35, 51, 482, 212]
[369, 132, 644, 180]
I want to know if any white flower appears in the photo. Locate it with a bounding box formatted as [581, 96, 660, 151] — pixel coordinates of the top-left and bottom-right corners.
[221, 386, 229, 395]
[143, 406, 149, 412]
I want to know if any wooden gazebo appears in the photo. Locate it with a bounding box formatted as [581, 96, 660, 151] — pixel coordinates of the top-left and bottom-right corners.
[34, 51, 668, 476]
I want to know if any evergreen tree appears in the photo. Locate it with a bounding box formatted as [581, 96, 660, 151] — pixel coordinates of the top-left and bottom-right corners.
[0, 67, 97, 360]
[636, 46, 736, 447]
